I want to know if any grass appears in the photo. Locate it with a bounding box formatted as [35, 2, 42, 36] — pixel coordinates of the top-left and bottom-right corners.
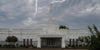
[0, 46, 37, 49]
[0, 46, 89, 49]
[75, 47, 89, 49]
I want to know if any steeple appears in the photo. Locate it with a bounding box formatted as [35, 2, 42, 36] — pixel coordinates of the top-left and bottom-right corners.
[48, 4, 53, 24]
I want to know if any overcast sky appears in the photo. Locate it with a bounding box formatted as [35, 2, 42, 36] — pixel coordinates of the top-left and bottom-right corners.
[0, 0, 100, 29]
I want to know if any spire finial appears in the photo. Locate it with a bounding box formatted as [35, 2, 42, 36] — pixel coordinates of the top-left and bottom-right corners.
[48, 3, 53, 24]
[50, 3, 52, 8]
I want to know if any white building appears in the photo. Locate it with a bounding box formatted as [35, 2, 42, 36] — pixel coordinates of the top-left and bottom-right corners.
[0, 4, 91, 48]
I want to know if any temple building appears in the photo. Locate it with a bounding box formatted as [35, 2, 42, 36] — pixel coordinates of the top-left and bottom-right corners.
[0, 4, 91, 48]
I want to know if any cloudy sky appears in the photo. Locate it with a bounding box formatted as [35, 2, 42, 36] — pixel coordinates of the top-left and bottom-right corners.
[0, 0, 100, 29]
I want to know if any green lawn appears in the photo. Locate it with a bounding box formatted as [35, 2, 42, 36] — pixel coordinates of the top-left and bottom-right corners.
[75, 47, 89, 49]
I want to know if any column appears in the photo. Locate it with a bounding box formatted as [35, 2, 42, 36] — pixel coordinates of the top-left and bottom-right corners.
[37, 37, 41, 48]
[62, 37, 65, 48]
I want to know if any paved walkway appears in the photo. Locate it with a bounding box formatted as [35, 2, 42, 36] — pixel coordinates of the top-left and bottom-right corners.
[0, 48, 88, 50]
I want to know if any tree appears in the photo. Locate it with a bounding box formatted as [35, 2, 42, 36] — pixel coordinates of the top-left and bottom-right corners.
[6, 36, 18, 46]
[78, 37, 85, 46]
[78, 37, 84, 42]
[59, 25, 69, 29]
[84, 36, 91, 46]
[78, 36, 91, 47]
[88, 25, 100, 50]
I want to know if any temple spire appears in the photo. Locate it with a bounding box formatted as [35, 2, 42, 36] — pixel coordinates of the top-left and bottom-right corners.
[48, 4, 53, 24]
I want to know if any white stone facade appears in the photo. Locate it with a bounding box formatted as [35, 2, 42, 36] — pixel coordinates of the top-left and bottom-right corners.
[0, 23, 91, 48]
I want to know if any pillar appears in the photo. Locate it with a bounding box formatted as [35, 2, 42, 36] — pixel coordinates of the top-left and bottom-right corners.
[37, 37, 41, 48]
[62, 37, 65, 48]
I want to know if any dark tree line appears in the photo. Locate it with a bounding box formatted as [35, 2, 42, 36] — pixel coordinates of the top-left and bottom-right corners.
[88, 25, 100, 50]
[59, 25, 69, 30]
[78, 25, 100, 50]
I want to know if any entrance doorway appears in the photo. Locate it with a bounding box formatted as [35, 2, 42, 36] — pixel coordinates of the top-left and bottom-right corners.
[41, 37, 62, 48]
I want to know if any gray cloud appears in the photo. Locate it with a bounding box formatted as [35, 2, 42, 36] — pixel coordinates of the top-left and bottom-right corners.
[0, 0, 100, 30]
